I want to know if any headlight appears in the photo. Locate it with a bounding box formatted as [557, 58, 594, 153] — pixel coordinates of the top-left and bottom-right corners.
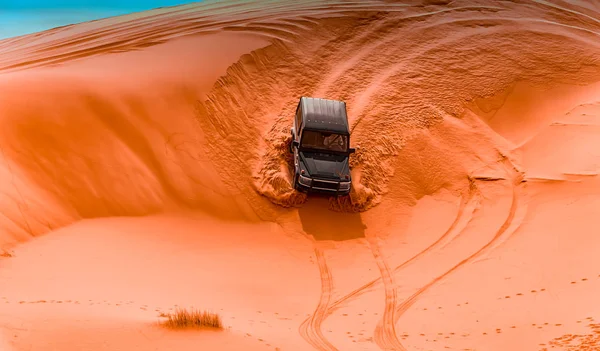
[339, 181, 351, 190]
[298, 174, 312, 186]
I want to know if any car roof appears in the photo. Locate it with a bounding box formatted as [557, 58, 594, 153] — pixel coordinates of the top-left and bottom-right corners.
[299, 96, 350, 135]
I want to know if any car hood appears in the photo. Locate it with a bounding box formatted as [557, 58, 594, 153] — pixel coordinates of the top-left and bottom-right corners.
[299, 151, 350, 179]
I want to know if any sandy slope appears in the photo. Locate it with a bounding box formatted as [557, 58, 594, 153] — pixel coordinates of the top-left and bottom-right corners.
[1, 0, 600, 350]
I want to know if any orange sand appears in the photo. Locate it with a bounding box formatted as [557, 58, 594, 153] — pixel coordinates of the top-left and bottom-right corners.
[1, 0, 600, 350]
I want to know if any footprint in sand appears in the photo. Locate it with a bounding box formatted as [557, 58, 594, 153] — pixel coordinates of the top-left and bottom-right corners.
[7, 298, 180, 315]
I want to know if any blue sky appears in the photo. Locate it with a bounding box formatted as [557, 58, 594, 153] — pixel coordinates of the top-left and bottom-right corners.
[0, 1, 195, 39]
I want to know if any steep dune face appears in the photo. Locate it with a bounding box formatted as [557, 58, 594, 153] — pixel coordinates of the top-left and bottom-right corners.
[3, 0, 598, 229]
[1, 0, 600, 350]
[196, 0, 600, 214]
[0, 31, 271, 246]
[0, 0, 598, 242]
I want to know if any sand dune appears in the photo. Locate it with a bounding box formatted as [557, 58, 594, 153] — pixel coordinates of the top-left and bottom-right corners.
[1, 0, 600, 350]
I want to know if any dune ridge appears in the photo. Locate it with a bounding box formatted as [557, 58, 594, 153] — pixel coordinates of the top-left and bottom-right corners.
[1, 0, 600, 350]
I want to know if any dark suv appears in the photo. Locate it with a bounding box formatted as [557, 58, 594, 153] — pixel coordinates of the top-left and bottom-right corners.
[289, 96, 356, 196]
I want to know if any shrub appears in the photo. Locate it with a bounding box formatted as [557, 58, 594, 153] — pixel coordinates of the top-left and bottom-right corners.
[160, 307, 223, 329]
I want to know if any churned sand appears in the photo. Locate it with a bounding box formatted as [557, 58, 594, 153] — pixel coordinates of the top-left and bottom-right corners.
[1, 0, 600, 350]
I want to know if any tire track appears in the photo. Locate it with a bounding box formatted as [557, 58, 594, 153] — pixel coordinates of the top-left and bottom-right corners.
[368, 183, 481, 351]
[297, 184, 479, 348]
[313, 6, 505, 98]
[347, 21, 506, 133]
[367, 238, 406, 351]
[298, 244, 339, 351]
[344, 10, 600, 135]
[327, 184, 478, 313]
[388, 173, 527, 350]
[531, 0, 600, 25]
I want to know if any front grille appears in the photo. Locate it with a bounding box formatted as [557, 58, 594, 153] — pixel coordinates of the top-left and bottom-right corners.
[312, 179, 339, 190]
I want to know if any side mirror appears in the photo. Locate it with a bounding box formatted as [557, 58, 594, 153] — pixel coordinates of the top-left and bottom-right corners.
[292, 141, 299, 148]
[348, 147, 356, 154]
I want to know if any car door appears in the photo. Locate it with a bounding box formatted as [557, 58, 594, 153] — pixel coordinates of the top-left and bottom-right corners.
[294, 106, 304, 174]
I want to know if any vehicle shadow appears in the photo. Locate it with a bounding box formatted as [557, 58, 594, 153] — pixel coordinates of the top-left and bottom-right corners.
[298, 195, 366, 241]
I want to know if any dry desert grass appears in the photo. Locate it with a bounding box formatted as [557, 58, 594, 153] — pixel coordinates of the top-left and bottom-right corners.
[160, 308, 224, 330]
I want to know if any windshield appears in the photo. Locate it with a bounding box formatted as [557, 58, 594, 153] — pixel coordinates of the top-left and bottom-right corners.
[300, 130, 348, 152]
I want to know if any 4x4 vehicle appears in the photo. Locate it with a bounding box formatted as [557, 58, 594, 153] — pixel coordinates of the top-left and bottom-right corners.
[289, 96, 356, 196]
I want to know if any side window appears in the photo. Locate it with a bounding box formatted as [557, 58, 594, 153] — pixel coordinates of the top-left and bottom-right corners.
[295, 106, 303, 132]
